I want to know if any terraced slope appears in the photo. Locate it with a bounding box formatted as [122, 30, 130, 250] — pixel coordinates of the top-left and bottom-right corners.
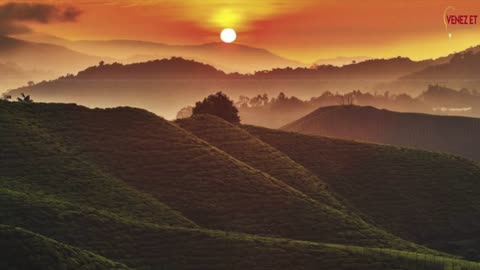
[2, 101, 480, 269]
[0, 181, 457, 270]
[2, 101, 424, 251]
[177, 114, 342, 209]
[246, 125, 480, 258]
[0, 102, 195, 227]
[0, 225, 129, 270]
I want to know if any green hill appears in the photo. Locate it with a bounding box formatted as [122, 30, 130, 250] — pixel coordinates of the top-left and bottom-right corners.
[0, 225, 129, 270]
[246, 124, 480, 259]
[6, 101, 425, 251]
[3, 100, 480, 268]
[0, 101, 195, 227]
[282, 105, 480, 161]
[176, 114, 342, 209]
[1, 186, 475, 270]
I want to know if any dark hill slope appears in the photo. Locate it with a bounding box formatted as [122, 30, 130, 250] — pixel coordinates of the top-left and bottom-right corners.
[246, 125, 480, 256]
[3, 101, 480, 269]
[0, 169, 451, 270]
[0, 193, 457, 270]
[177, 114, 342, 210]
[282, 105, 480, 161]
[0, 225, 129, 270]
[1, 101, 424, 251]
[0, 101, 194, 227]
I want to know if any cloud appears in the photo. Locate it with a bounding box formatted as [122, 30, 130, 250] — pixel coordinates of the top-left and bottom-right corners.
[0, 2, 82, 35]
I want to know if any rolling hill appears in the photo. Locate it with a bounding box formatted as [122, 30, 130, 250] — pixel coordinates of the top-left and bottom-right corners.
[0, 61, 53, 91]
[403, 51, 480, 80]
[3, 100, 480, 268]
[15, 33, 303, 73]
[0, 225, 129, 270]
[282, 105, 480, 161]
[0, 36, 103, 73]
[5, 56, 436, 119]
[246, 124, 480, 259]
[11, 102, 422, 250]
[384, 50, 480, 94]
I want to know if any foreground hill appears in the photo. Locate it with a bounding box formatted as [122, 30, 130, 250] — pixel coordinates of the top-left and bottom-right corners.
[12, 102, 420, 250]
[246, 124, 480, 259]
[0, 225, 129, 270]
[3, 100, 480, 268]
[283, 105, 480, 161]
[178, 114, 480, 259]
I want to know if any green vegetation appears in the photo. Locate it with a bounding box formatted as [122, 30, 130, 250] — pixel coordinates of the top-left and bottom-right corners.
[0, 225, 129, 270]
[0, 101, 195, 227]
[177, 114, 342, 209]
[2, 100, 480, 269]
[192, 91, 240, 123]
[246, 124, 480, 259]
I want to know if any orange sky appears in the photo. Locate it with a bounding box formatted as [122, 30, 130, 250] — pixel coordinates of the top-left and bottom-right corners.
[4, 0, 480, 62]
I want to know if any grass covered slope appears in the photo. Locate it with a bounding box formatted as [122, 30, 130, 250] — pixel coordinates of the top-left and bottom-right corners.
[282, 105, 480, 160]
[177, 114, 342, 210]
[0, 225, 129, 270]
[4, 101, 429, 251]
[246, 125, 480, 256]
[0, 101, 195, 228]
[0, 170, 460, 270]
[3, 100, 480, 269]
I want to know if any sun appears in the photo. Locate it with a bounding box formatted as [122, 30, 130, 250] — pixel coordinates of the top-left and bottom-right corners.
[220, 28, 237, 43]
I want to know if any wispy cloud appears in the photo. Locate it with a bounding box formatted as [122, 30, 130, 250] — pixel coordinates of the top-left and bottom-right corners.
[0, 2, 81, 35]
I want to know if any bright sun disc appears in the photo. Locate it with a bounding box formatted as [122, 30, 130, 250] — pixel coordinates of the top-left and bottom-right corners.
[220, 28, 237, 43]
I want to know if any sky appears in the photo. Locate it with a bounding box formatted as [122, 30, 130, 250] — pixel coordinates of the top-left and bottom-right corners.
[2, 0, 480, 62]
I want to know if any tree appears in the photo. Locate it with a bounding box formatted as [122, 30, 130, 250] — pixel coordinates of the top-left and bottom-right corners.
[193, 92, 240, 123]
[17, 93, 33, 103]
[27, 81, 35, 87]
[176, 106, 193, 119]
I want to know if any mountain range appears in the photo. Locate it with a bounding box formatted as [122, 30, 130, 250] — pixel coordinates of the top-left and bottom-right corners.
[6, 48, 479, 120]
[13, 33, 303, 73]
[0, 36, 102, 74]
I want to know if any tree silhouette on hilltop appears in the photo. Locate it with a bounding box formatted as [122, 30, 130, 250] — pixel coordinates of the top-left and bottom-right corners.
[193, 92, 240, 124]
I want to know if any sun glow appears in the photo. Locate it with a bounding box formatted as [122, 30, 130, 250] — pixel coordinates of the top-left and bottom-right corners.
[220, 28, 237, 43]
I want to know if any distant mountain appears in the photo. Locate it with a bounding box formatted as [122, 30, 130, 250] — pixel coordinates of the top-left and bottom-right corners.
[2, 55, 447, 119]
[419, 85, 480, 113]
[15, 34, 303, 73]
[0, 61, 54, 91]
[402, 51, 480, 80]
[383, 49, 480, 94]
[0, 36, 103, 74]
[254, 57, 432, 80]
[6, 56, 434, 119]
[314, 56, 371, 66]
[428, 45, 480, 65]
[282, 105, 480, 160]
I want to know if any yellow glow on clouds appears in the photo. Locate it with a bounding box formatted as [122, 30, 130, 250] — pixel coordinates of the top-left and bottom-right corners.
[55, 0, 311, 30]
